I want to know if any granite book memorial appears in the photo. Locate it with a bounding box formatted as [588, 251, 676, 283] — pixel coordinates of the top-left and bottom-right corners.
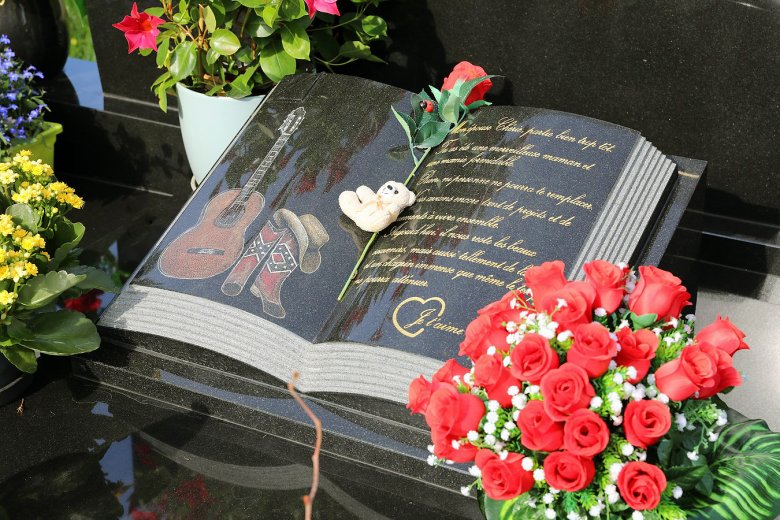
[74, 73, 705, 485]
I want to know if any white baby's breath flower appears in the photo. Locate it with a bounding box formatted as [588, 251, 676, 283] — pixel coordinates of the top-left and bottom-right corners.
[467, 430, 479, 442]
[486, 411, 499, 423]
[645, 385, 658, 398]
[426, 454, 437, 466]
[504, 421, 516, 430]
[605, 484, 617, 495]
[632, 511, 644, 520]
[657, 393, 669, 404]
[686, 313, 696, 322]
[612, 415, 623, 426]
[687, 451, 699, 461]
[451, 439, 461, 450]
[626, 366, 638, 380]
[621, 443, 635, 456]
[483, 423, 496, 435]
[463, 372, 474, 385]
[487, 346, 497, 356]
[609, 360, 618, 370]
[469, 465, 481, 477]
[668, 317, 679, 328]
[500, 429, 510, 441]
[673, 486, 683, 499]
[590, 396, 603, 409]
[618, 319, 630, 329]
[607, 492, 620, 504]
[609, 463, 624, 482]
[652, 327, 663, 336]
[488, 400, 500, 412]
[545, 509, 556, 520]
[533, 468, 545, 482]
[589, 505, 603, 517]
[539, 327, 555, 339]
[557, 330, 573, 342]
[506, 321, 518, 332]
[427, 444, 434, 453]
[527, 499, 537, 508]
[525, 385, 540, 395]
[512, 394, 528, 409]
[507, 385, 520, 396]
[556, 298, 568, 308]
[484, 434, 496, 445]
[675, 413, 687, 432]
[717, 410, 728, 426]
[622, 382, 635, 394]
[568, 512, 582, 520]
[637, 450, 647, 461]
[460, 486, 471, 496]
[595, 307, 607, 317]
[513, 410, 520, 421]
[543, 493, 554, 504]
[708, 431, 719, 442]
[521, 457, 534, 471]
[503, 355, 512, 367]
[499, 450, 509, 461]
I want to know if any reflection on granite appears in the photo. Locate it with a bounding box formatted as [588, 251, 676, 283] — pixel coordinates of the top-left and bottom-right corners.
[0, 373, 479, 519]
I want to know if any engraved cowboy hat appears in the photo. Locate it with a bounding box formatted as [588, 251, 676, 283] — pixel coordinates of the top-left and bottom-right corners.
[273, 209, 329, 274]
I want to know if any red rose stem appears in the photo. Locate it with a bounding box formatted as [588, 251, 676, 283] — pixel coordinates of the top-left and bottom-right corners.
[288, 372, 321, 520]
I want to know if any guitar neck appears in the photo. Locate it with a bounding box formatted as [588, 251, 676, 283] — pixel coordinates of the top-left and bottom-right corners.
[236, 133, 291, 201]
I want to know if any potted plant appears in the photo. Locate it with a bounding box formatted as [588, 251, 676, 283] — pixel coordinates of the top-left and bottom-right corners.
[0, 35, 62, 166]
[113, 0, 389, 185]
[0, 151, 116, 405]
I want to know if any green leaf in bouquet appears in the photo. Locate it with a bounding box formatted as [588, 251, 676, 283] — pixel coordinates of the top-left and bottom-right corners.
[0, 345, 37, 373]
[210, 28, 241, 56]
[686, 418, 780, 520]
[390, 107, 415, 146]
[66, 266, 119, 293]
[629, 311, 658, 330]
[360, 15, 387, 39]
[6, 204, 39, 233]
[338, 40, 372, 59]
[246, 16, 276, 38]
[450, 75, 496, 104]
[414, 121, 451, 149]
[280, 23, 310, 60]
[259, 39, 296, 82]
[262, 2, 281, 27]
[439, 89, 461, 124]
[16, 270, 87, 309]
[144, 6, 165, 17]
[49, 218, 85, 271]
[279, 0, 307, 19]
[11, 311, 100, 356]
[170, 41, 198, 82]
[664, 464, 709, 490]
[479, 492, 544, 520]
[467, 99, 492, 111]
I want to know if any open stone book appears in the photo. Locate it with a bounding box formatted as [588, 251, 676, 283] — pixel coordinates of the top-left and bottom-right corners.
[76, 73, 703, 485]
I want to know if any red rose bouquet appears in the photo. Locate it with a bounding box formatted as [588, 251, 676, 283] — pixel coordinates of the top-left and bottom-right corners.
[408, 260, 780, 520]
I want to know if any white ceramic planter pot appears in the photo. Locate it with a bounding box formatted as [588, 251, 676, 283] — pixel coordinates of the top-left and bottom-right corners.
[176, 83, 265, 185]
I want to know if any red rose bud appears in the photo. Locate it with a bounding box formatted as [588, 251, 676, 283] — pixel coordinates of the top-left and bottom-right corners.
[509, 332, 560, 384]
[654, 342, 742, 401]
[615, 327, 658, 383]
[459, 313, 513, 361]
[567, 322, 617, 378]
[474, 353, 521, 407]
[524, 260, 566, 305]
[540, 363, 595, 421]
[617, 462, 667, 510]
[543, 451, 596, 492]
[407, 375, 434, 414]
[475, 449, 534, 501]
[695, 315, 749, 356]
[441, 61, 493, 105]
[628, 266, 691, 321]
[583, 259, 627, 314]
[538, 281, 597, 332]
[562, 409, 610, 457]
[112, 2, 165, 53]
[433, 358, 470, 384]
[424, 384, 485, 442]
[518, 400, 564, 452]
[623, 399, 671, 448]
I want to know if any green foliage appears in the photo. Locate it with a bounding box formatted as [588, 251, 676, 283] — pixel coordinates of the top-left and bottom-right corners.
[130, 0, 390, 111]
[686, 419, 780, 520]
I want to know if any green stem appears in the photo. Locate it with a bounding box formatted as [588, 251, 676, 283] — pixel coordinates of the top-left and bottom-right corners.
[310, 4, 369, 31]
[337, 147, 431, 301]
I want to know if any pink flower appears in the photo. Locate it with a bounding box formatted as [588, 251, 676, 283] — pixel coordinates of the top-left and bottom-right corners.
[306, 0, 340, 18]
[113, 3, 165, 54]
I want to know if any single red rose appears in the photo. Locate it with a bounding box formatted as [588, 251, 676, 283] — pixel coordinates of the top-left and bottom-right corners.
[441, 61, 493, 105]
[562, 409, 610, 457]
[543, 451, 596, 492]
[524, 261, 567, 305]
[63, 290, 102, 314]
[617, 462, 667, 510]
[623, 400, 672, 448]
[431, 431, 479, 463]
[518, 400, 564, 452]
[476, 449, 534, 500]
[615, 328, 658, 383]
[540, 363, 595, 421]
[474, 353, 521, 407]
[433, 358, 470, 384]
[655, 342, 742, 401]
[567, 322, 617, 378]
[425, 384, 485, 441]
[407, 375, 434, 414]
[509, 333, 560, 384]
[628, 266, 691, 321]
[459, 314, 511, 361]
[113, 3, 165, 53]
[584, 260, 627, 314]
[696, 315, 749, 356]
[478, 291, 526, 323]
[696, 343, 742, 399]
[539, 281, 596, 332]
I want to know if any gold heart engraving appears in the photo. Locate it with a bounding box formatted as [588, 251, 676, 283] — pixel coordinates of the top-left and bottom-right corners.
[392, 296, 446, 338]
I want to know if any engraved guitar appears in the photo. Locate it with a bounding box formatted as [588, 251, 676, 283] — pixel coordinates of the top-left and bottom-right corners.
[158, 107, 306, 279]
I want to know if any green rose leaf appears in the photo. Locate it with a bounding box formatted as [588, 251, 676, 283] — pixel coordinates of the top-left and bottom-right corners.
[0, 345, 37, 373]
[629, 311, 658, 329]
[66, 266, 119, 292]
[16, 270, 87, 309]
[169, 41, 198, 82]
[12, 311, 100, 356]
[6, 203, 38, 233]
[390, 107, 416, 150]
[259, 39, 296, 82]
[280, 24, 310, 60]
[414, 121, 451, 149]
[479, 492, 523, 520]
[687, 417, 780, 520]
[49, 218, 85, 271]
[210, 28, 241, 56]
[439, 90, 461, 124]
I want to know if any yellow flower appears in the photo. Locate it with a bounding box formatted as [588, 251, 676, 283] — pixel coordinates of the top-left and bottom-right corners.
[25, 262, 38, 277]
[0, 290, 16, 306]
[0, 215, 14, 236]
[0, 169, 18, 185]
[20, 234, 45, 251]
[12, 228, 27, 240]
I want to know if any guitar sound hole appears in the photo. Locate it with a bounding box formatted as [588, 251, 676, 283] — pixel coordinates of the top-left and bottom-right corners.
[216, 206, 245, 228]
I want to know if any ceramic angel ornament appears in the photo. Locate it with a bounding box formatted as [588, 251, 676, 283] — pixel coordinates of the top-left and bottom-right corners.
[338, 181, 416, 233]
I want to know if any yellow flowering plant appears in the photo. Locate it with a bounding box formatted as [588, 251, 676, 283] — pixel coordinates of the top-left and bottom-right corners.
[0, 151, 114, 373]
